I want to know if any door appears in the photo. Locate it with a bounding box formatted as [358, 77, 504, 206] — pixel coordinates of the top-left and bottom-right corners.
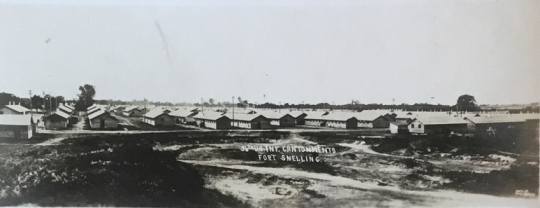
[100, 119, 105, 129]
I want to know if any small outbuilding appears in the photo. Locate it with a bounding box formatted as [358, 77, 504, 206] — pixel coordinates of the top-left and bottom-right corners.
[193, 112, 231, 129]
[0, 115, 35, 139]
[142, 109, 175, 126]
[228, 113, 271, 129]
[88, 109, 119, 129]
[43, 111, 70, 130]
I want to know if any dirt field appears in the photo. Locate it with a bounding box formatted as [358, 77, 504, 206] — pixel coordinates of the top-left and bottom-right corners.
[0, 130, 537, 207]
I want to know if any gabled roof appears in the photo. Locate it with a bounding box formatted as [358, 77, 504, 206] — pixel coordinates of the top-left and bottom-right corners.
[87, 107, 101, 115]
[58, 105, 73, 114]
[321, 113, 357, 121]
[193, 112, 229, 121]
[390, 120, 409, 126]
[170, 109, 198, 118]
[2, 105, 31, 113]
[88, 109, 117, 120]
[288, 111, 307, 118]
[305, 112, 327, 120]
[464, 115, 531, 124]
[143, 108, 171, 119]
[123, 106, 140, 112]
[64, 104, 74, 111]
[0, 115, 33, 126]
[259, 111, 293, 120]
[353, 111, 386, 121]
[47, 111, 70, 120]
[410, 115, 468, 125]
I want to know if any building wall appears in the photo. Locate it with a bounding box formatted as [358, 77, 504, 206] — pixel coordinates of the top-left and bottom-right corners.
[0, 107, 23, 115]
[270, 119, 280, 126]
[152, 114, 175, 126]
[216, 117, 231, 129]
[233, 117, 271, 129]
[279, 115, 296, 127]
[0, 125, 32, 139]
[474, 122, 525, 133]
[409, 121, 468, 134]
[424, 124, 468, 134]
[143, 117, 156, 126]
[390, 123, 399, 134]
[197, 118, 231, 130]
[390, 124, 409, 134]
[372, 116, 390, 128]
[408, 120, 424, 134]
[326, 119, 357, 129]
[358, 120, 374, 128]
[90, 114, 119, 129]
[124, 110, 143, 117]
[252, 117, 271, 129]
[44, 116, 68, 130]
[295, 115, 306, 125]
[305, 119, 323, 127]
[327, 120, 345, 128]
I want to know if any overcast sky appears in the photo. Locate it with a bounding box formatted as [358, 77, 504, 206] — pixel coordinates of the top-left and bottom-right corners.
[1, 0, 538, 105]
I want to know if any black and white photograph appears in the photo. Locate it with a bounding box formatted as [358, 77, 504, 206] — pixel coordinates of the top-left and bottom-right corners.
[0, 0, 539, 207]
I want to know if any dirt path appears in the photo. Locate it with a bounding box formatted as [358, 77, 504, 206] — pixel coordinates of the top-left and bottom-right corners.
[35, 137, 67, 146]
[180, 159, 537, 207]
[337, 142, 412, 159]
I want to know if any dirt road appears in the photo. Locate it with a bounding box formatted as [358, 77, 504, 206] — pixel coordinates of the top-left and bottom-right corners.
[180, 159, 538, 207]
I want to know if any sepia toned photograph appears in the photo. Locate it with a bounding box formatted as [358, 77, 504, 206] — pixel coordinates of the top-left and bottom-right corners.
[0, 0, 539, 207]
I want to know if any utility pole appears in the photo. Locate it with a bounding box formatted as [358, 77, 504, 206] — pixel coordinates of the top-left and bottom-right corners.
[28, 90, 33, 117]
[49, 92, 52, 113]
[232, 96, 235, 127]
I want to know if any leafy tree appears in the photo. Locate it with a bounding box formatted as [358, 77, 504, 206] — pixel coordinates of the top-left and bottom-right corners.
[456, 94, 478, 113]
[76, 84, 96, 110]
[31, 95, 44, 109]
[208, 98, 214, 109]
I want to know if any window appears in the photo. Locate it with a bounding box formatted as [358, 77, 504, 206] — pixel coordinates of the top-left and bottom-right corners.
[411, 124, 415, 128]
[418, 124, 422, 128]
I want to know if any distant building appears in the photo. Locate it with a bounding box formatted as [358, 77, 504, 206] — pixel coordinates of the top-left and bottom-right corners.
[408, 116, 468, 134]
[43, 111, 70, 130]
[88, 110, 119, 129]
[463, 114, 538, 134]
[0, 115, 35, 139]
[354, 111, 391, 128]
[142, 109, 175, 126]
[169, 109, 198, 124]
[389, 121, 409, 134]
[123, 106, 143, 117]
[0, 103, 31, 115]
[304, 111, 328, 127]
[193, 112, 231, 129]
[261, 112, 296, 127]
[58, 104, 74, 115]
[322, 113, 358, 129]
[288, 111, 308, 125]
[87, 107, 101, 116]
[228, 114, 271, 129]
